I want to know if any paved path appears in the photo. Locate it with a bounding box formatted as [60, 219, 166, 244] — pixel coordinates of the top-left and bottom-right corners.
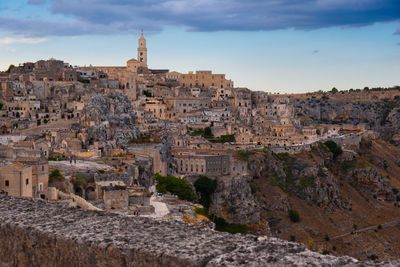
[142, 196, 169, 218]
[49, 160, 114, 171]
[331, 219, 400, 240]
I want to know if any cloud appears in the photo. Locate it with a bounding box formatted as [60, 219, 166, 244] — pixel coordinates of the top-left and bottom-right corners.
[0, 0, 399, 36]
[0, 36, 48, 45]
[313, 50, 319, 53]
[395, 29, 400, 34]
[28, 0, 46, 5]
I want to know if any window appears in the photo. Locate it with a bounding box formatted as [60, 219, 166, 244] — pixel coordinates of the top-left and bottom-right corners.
[39, 183, 43, 191]
[26, 179, 29, 185]
[42, 165, 44, 171]
[5, 180, 9, 187]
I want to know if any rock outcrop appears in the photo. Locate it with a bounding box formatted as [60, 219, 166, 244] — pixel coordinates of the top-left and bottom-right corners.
[347, 168, 394, 201]
[3, 194, 397, 266]
[83, 92, 139, 148]
[248, 151, 348, 212]
[211, 175, 260, 224]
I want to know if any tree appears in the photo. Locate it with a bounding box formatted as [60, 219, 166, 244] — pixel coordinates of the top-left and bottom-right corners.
[331, 87, 338, 93]
[324, 140, 343, 159]
[5, 64, 15, 73]
[154, 173, 195, 202]
[289, 209, 300, 222]
[194, 176, 217, 209]
[143, 90, 152, 97]
[49, 169, 65, 182]
[203, 127, 213, 138]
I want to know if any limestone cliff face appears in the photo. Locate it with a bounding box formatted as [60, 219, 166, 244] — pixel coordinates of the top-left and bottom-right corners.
[293, 97, 400, 142]
[294, 99, 384, 126]
[347, 168, 394, 201]
[211, 175, 260, 224]
[247, 151, 349, 213]
[83, 92, 139, 148]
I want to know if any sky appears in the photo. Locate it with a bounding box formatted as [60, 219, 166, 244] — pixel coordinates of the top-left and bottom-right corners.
[0, 0, 399, 93]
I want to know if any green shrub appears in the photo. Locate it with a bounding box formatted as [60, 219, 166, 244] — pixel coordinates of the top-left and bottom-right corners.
[208, 134, 235, 143]
[155, 173, 195, 202]
[342, 160, 356, 172]
[290, 235, 296, 242]
[203, 127, 213, 138]
[236, 150, 251, 161]
[212, 216, 247, 234]
[324, 140, 343, 159]
[194, 207, 208, 216]
[368, 254, 379, 261]
[274, 152, 291, 161]
[392, 187, 399, 195]
[189, 128, 204, 136]
[322, 250, 330, 255]
[288, 210, 300, 222]
[143, 90, 152, 97]
[49, 169, 64, 182]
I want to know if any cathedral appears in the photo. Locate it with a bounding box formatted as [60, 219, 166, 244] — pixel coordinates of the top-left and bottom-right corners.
[126, 31, 148, 72]
[93, 31, 150, 100]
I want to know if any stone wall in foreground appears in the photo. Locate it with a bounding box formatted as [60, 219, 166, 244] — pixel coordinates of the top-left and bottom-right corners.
[0, 194, 396, 266]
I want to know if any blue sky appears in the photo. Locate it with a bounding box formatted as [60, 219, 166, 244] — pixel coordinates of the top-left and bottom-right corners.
[0, 0, 399, 93]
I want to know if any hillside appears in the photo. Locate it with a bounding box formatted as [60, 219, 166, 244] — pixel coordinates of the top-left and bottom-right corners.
[247, 139, 400, 261]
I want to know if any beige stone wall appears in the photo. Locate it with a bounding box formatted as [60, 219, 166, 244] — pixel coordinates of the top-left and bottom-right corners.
[0, 165, 32, 198]
[103, 190, 128, 210]
[179, 72, 233, 89]
[144, 101, 168, 120]
[175, 154, 230, 177]
[129, 146, 167, 176]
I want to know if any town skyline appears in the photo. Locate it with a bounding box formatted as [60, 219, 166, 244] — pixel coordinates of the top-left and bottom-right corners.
[0, 0, 399, 93]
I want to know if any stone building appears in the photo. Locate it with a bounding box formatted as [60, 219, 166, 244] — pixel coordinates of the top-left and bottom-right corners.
[93, 32, 149, 101]
[179, 70, 233, 89]
[137, 31, 148, 68]
[0, 162, 32, 198]
[175, 153, 230, 177]
[16, 157, 48, 198]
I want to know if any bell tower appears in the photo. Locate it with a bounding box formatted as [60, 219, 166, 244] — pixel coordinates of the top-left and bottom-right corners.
[137, 30, 147, 68]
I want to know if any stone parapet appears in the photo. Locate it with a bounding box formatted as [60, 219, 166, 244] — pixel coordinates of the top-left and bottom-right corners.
[0, 195, 396, 266]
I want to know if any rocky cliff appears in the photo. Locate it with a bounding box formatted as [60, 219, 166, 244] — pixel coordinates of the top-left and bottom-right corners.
[83, 92, 139, 148]
[243, 140, 400, 261]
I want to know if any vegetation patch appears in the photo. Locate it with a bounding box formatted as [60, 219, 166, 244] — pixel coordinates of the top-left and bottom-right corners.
[71, 175, 94, 186]
[49, 169, 65, 182]
[288, 209, 300, 222]
[194, 176, 217, 209]
[342, 160, 357, 172]
[47, 155, 67, 161]
[324, 140, 343, 159]
[130, 134, 162, 144]
[300, 176, 316, 189]
[208, 134, 235, 143]
[155, 173, 195, 202]
[213, 216, 247, 234]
